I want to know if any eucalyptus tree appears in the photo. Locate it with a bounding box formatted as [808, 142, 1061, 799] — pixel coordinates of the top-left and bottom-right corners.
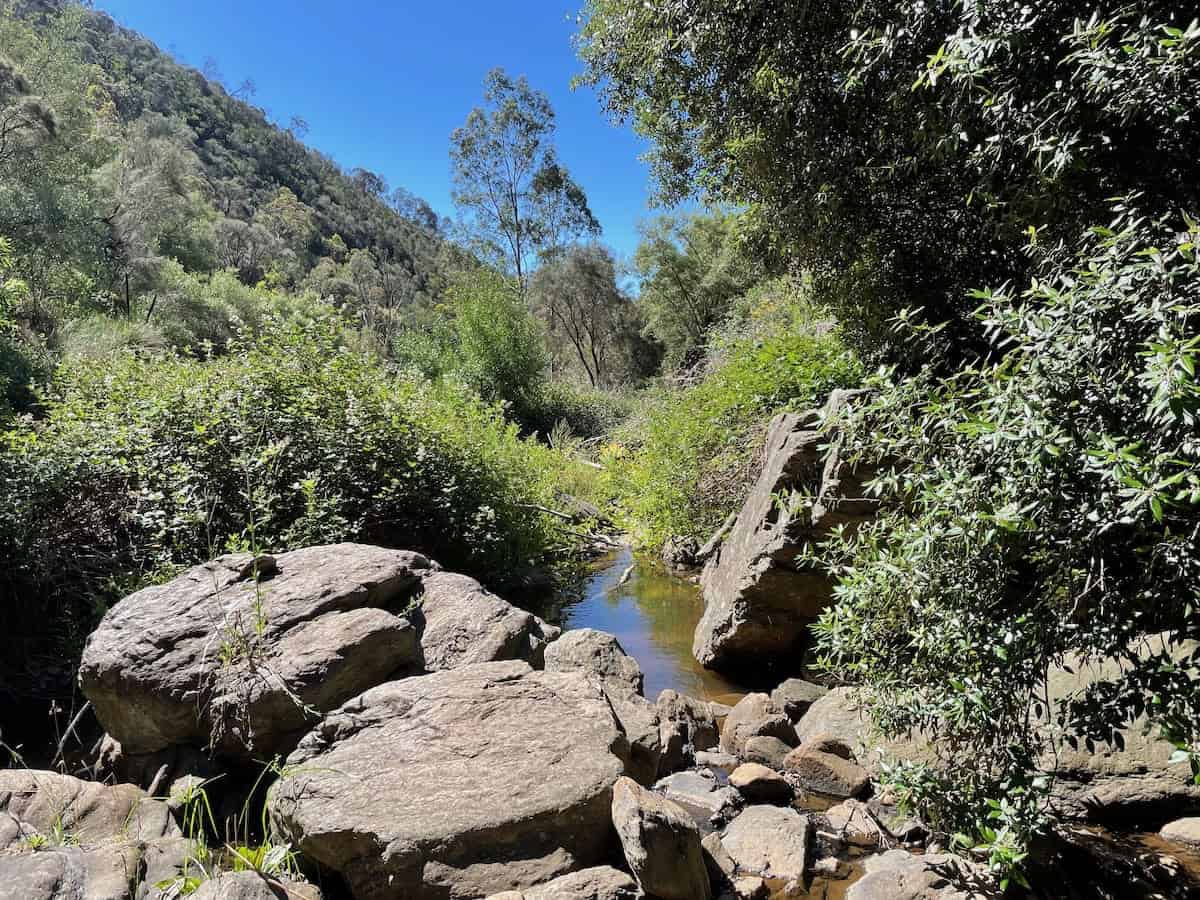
[451, 68, 599, 290]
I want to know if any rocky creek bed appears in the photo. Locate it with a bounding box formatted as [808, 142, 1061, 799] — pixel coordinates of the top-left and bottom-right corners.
[0, 541, 1197, 899]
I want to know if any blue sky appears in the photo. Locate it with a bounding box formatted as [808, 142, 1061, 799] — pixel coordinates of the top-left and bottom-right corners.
[95, 0, 662, 262]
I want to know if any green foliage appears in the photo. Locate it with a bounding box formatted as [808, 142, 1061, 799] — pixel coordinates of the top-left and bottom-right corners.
[577, 0, 1200, 366]
[451, 68, 599, 289]
[447, 268, 548, 414]
[607, 279, 861, 548]
[812, 205, 1200, 878]
[0, 313, 569, 704]
[633, 210, 765, 368]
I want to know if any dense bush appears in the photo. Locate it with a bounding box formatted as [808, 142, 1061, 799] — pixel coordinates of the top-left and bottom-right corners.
[813, 207, 1200, 880]
[606, 278, 861, 548]
[0, 313, 567, 708]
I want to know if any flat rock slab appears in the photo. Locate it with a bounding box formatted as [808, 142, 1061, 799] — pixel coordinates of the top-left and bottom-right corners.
[720, 805, 811, 882]
[1160, 817, 1200, 849]
[80, 543, 434, 760]
[847, 849, 993, 900]
[653, 771, 741, 830]
[189, 871, 322, 899]
[268, 662, 630, 900]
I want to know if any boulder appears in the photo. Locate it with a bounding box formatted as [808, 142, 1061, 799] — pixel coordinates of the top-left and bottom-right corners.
[723, 876, 769, 900]
[819, 800, 885, 849]
[484, 866, 643, 899]
[784, 747, 870, 799]
[728, 764, 793, 805]
[544, 630, 660, 784]
[1160, 817, 1200, 849]
[79, 544, 433, 761]
[695, 751, 740, 775]
[847, 849, 994, 900]
[417, 570, 559, 671]
[0, 770, 186, 900]
[720, 694, 796, 757]
[770, 679, 828, 722]
[268, 662, 629, 900]
[662, 536, 702, 573]
[543, 629, 644, 695]
[742, 737, 793, 771]
[653, 771, 741, 828]
[694, 392, 875, 674]
[611, 777, 711, 900]
[720, 805, 811, 882]
[700, 832, 737, 887]
[656, 690, 721, 775]
[189, 872, 321, 899]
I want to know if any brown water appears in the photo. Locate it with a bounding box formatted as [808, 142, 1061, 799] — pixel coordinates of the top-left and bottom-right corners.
[559, 547, 746, 704]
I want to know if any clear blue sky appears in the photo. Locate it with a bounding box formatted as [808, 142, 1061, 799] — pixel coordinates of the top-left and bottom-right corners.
[95, 0, 662, 263]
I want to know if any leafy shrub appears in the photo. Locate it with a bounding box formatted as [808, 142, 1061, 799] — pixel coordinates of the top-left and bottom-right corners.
[519, 380, 633, 440]
[0, 312, 567, 707]
[812, 206, 1200, 882]
[607, 283, 861, 548]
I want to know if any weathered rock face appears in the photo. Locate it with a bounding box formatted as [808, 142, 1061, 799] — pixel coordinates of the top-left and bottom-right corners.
[611, 777, 711, 900]
[720, 694, 797, 758]
[694, 391, 875, 674]
[268, 662, 630, 900]
[784, 746, 870, 799]
[544, 629, 660, 784]
[80, 544, 434, 760]
[485, 866, 644, 900]
[847, 849, 993, 900]
[544, 629, 644, 696]
[770, 679, 828, 722]
[1161, 817, 1200, 849]
[653, 771, 741, 829]
[0, 770, 187, 900]
[418, 571, 559, 671]
[719, 805, 811, 882]
[189, 871, 322, 900]
[728, 764, 793, 806]
[656, 690, 722, 776]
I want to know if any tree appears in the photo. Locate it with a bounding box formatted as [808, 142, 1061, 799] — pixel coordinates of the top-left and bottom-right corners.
[634, 210, 762, 367]
[528, 243, 643, 387]
[451, 68, 599, 291]
[576, 1, 1200, 366]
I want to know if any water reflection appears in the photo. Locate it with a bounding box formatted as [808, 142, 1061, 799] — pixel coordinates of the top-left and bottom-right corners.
[559, 547, 746, 703]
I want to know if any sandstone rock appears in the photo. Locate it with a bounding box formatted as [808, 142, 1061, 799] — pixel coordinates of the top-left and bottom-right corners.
[189, 871, 321, 899]
[544, 629, 644, 695]
[770, 679, 828, 722]
[700, 831, 737, 886]
[653, 771, 741, 828]
[720, 805, 811, 882]
[611, 777, 711, 900]
[656, 690, 721, 775]
[721, 694, 796, 757]
[695, 750, 740, 775]
[820, 800, 884, 849]
[0, 770, 186, 900]
[729, 764, 793, 805]
[1160, 817, 1200, 849]
[784, 747, 870, 799]
[694, 392, 875, 673]
[485, 866, 644, 899]
[268, 662, 629, 900]
[804, 733, 855, 761]
[847, 849, 994, 900]
[742, 737, 793, 771]
[418, 570, 559, 671]
[725, 877, 769, 900]
[80, 544, 433, 760]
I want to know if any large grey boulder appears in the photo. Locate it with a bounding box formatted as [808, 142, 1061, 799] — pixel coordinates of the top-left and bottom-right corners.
[545, 630, 660, 784]
[720, 693, 796, 758]
[653, 771, 741, 828]
[80, 544, 433, 760]
[485, 867, 644, 899]
[847, 849, 994, 900]
[770, 679, 828, 722]
[418, 571, 559, 671]
[611, 777, 711, 900]
[544, 629, 644, 695]
[694, 391, 875, 674]
[719, 805, 811, 882]
[268, 661, 630, 900]
[0, 770, 186, 900]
